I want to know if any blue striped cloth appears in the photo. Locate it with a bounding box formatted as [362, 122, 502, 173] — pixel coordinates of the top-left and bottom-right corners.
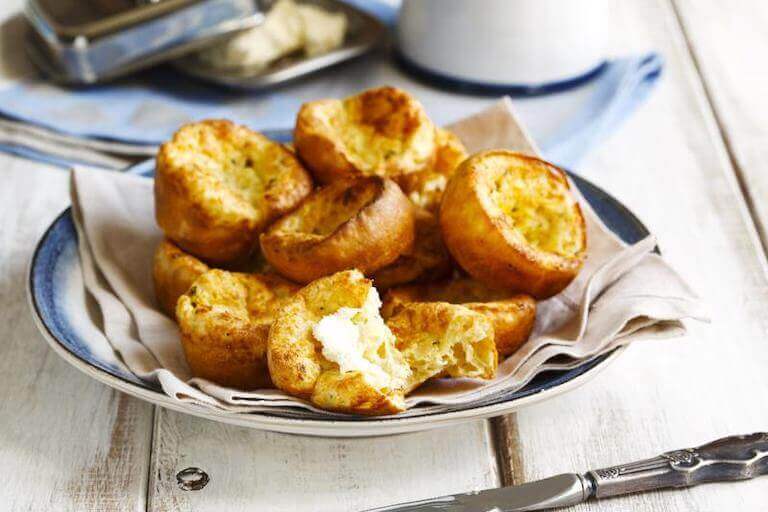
[0, 0, 661, 170]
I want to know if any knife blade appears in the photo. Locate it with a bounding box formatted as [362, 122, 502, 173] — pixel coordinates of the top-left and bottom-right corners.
[363, 432, 768, 512]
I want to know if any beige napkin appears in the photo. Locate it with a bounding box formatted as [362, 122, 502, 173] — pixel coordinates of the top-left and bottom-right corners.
[70, 99, 708, 416]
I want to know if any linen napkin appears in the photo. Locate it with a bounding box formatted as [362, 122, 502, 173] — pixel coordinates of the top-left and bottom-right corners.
[70, 99, 707, 416]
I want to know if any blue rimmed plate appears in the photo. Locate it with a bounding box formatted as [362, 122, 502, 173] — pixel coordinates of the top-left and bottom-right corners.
[27, 154, 648, 437]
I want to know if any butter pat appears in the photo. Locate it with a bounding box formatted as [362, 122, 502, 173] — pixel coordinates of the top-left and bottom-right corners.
[312, 288, 403, 389]
[198, 0, 347, 70]
[298, 4, 348, 56]
[198, 0, 304, 70]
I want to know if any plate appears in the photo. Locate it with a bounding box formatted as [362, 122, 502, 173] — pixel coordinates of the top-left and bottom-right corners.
[27, 154, 649, 437]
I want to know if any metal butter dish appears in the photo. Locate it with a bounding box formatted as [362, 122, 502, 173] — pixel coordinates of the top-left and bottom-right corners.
[172, 0, 385, 90]
[25, 0, 265, 84]
[24, 0, 385, 88]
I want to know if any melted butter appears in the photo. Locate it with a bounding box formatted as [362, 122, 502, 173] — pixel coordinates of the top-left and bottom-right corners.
[312, 288, 405, 389]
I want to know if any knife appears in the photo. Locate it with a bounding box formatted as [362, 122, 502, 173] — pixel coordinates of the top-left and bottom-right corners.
[364, 432, 768, 511]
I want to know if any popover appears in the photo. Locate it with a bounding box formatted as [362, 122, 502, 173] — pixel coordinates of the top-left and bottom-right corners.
[382, 279, 536, 357]
[440, 151, 586, 299]
[259, 176, 415, 283]
[387, 302, 498, 392]
[267, 270, 411, 415]
[371, 207, 452, 289]
[155, 120, 313, 264]
[176, 269, 299, 390]
[394, 128, 468, 213]
[152, 239, 210, 318]
[294, 86, 437, 183]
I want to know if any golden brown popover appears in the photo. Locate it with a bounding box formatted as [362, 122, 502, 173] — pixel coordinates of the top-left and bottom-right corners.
[267, 270, 411, 415]
[387, 302, 498, 392]
[155, 120, 313, 264]
[371, 207, 452, 289]
[176, 269, 299, 390]
[382, 279, 536, 357]
[394, 128, 468, 213]
[259, 176, 415, 283]
[440, 151, 586, 299]
[294, 86, 437, 183]
[152, 239, 210, 318]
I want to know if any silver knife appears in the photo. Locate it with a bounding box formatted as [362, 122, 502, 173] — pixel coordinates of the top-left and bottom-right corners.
[364, 432, 768, 511]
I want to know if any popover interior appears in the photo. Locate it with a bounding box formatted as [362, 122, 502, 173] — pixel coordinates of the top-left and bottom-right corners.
[260, 177, 415, 283]
[387, 302, 498, 392]
[395, 128, 468, 213]
[440, 150, 586, 298]
[382, 278, 537, 357]
[294, 86, 437, 182]
[273, 178, 379, 239]
[267, 270, 411, 415]
[482, 154, 584, 258]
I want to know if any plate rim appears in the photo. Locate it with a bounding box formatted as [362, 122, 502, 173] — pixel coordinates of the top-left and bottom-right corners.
[26, 164, 644, 436]
[27, 288, 625, 436]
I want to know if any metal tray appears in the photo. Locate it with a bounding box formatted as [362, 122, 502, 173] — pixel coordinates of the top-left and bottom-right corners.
[25, 0, 265, 84]
[172, 0, 385, 90]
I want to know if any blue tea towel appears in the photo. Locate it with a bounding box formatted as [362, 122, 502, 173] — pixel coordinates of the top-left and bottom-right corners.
[0, 0, 661, 170]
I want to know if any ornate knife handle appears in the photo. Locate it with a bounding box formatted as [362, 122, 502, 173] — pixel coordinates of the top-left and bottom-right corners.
[586, 432, 768, 498]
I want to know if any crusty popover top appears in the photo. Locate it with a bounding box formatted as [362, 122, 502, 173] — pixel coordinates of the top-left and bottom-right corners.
[294, 86, 437, 182]
[155, 120, 312, 263]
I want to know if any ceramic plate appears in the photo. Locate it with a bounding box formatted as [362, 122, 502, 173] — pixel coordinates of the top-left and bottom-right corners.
[28, 155, 649, 437]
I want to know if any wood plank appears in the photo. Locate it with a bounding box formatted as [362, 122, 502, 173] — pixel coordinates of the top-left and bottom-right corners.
[672, 0, 768, 254]
[490, 415, 525, 486]
[0, 156, 155, 511]
[149, 0, 768, 508]
[148, 409, 498, 512]
[501, 0, 768, 509]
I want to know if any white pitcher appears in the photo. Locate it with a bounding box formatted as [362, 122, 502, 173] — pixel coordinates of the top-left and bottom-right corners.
[397, 0, 610, 87]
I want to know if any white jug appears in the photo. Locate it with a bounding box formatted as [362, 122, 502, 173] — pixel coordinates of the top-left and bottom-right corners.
[397, 0, 610, 88]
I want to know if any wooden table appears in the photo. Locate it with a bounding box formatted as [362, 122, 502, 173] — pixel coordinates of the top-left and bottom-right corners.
[1, 0, 767, 509]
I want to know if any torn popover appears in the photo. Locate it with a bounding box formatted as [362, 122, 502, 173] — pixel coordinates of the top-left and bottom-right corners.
[371, 207, 452, 289]
[294, 86, 437, 183]
[394, 128, 468, 213]
[176, 269, 299, 390]
[155, 120, 313, 264]
[267, 270, 411, 415]
[387, 302, 498, 392]
[152, 239, 210, 318]
[259, 176, 415, 283]
[382, 278, 536, 357]
[440, 151, 586, 299]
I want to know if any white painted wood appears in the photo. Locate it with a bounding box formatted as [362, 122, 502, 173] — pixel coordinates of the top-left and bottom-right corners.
[505, 0, 768, 510]
[148, 409, 498, 512]
[672, 0, 768, 249]
[148, 0, 768, 509]
[2, 0, 768, 509]
[0, 155, 155, 511]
